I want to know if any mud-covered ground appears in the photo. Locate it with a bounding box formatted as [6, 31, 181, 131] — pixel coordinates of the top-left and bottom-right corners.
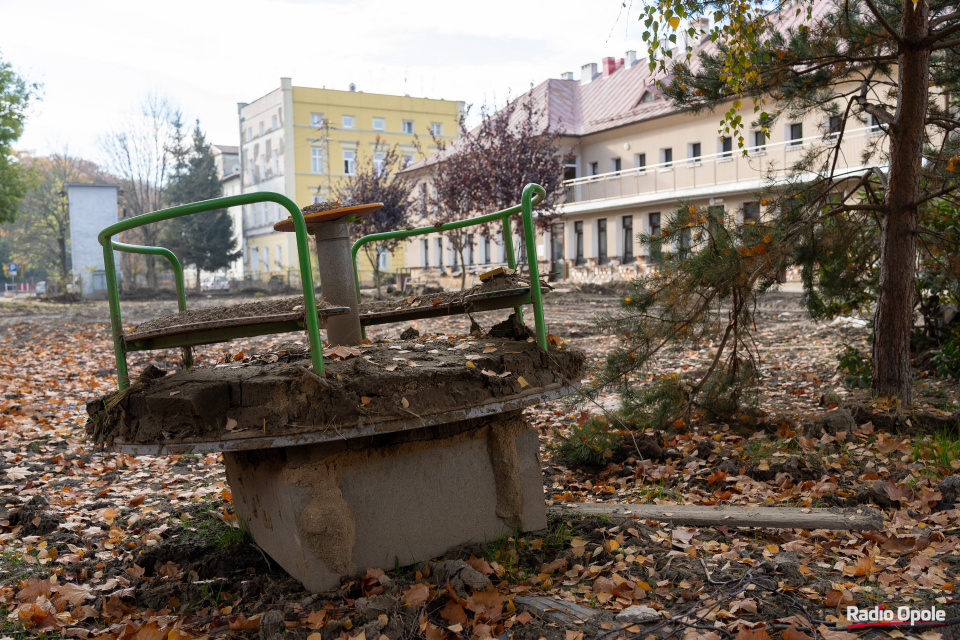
[2, 287, 960, 640]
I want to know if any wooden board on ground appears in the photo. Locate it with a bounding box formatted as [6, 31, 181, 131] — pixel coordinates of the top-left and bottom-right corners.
[551, 502, 884, 530]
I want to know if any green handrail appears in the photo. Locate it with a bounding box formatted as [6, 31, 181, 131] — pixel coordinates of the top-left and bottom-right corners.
[99, 192, 324, 389]
[111, 241, 192, 369]
[350, 183, 548, 348]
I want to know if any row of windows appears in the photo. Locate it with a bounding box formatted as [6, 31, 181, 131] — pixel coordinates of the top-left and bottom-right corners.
[309, 148, 415, 175]
[309, 112, 443, 136]
[245, 113, 280, 143]
[419, 235, 504, 268]
[586, 116, 884, 176]
[246, 244, 284, 272]
[564, 204, 761, 263]
[588, 132, 768, 175]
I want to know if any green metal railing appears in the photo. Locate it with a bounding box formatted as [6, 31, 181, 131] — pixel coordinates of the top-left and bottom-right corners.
[351, 183, 549, 348]
[99, 192, 324, 390]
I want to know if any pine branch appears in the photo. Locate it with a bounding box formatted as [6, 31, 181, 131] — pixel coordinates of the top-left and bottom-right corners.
[860, 0, 903, 44]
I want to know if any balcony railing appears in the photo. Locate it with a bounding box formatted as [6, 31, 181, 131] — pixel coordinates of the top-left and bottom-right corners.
[563, 127, 886, 205]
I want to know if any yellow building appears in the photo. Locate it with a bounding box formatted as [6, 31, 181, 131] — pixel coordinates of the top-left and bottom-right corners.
[238, 78, 463, 288]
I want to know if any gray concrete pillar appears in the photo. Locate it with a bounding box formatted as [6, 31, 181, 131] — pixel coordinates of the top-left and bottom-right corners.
[311, 220, 362, 345]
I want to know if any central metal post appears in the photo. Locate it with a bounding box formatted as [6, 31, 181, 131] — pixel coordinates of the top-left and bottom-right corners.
[311, 220, 363, 346]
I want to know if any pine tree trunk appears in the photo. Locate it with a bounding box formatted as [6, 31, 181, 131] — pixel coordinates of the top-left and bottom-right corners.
[871, 0, 930, 403]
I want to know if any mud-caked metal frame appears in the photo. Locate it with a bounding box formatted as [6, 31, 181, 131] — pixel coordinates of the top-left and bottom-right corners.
[351, 183, 549, 348]
[99, 192, 325, 390]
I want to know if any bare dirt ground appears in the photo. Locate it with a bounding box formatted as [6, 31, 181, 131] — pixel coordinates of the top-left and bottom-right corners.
[1, 289, 959, 640]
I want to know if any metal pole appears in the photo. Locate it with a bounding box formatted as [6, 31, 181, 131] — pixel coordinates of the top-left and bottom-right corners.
[313, 221, 363, 345]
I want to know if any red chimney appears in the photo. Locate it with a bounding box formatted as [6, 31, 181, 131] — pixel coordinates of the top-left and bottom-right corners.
[617, 58, 625, 69]
[602, 57, 617, 77]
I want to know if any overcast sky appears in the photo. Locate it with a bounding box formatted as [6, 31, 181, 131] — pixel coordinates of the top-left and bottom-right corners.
[2, 0, 643, 164]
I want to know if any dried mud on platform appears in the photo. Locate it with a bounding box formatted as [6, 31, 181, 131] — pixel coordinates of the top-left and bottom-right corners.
[86, 335, 584, 448]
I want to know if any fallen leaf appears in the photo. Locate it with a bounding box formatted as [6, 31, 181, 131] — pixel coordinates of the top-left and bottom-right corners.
[440, 600, 467, 625]
[782, 626, 813, 640]
[230, 615, 261, 631]
[402, 583, 430, 607]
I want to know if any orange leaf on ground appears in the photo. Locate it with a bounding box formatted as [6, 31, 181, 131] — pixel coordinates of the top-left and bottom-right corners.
[734, 628, 771, 640]
[130, 621, 167, 640]
[817, 626, 858, 640]
[304, 610, 327, 629]
[782, 626, 813, 640]
[465, 556, 494, 575]
[440, 601, 467, 625]
[402, 583, 430, 608]
[229, 614, 261, 631]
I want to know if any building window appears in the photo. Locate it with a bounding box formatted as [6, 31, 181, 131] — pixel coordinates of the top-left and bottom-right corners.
[258, 122, 264, 136]
[310, 113, 324, 126]
[688, 142, 702, 165]
[611, 157, 621, 172]
[743, 202, 761, 223]
[649, 212, 661, 237]
[598, 218, 608, 264]
[378, 248, 390, 270]
[373, 151, 387, 174]
[464, 234, 474, 265]
[826, 115, 842, 139]
[276, 244, 282, 267]
[661, 148, 673, 168]
[678, 228, 692, 258]
[271, 114, 278, 130]
[589, 161, 599, 176]
[483, 236, 491, 264]
[788, 122, 803, 147]
[262, 246, 270, 273]
[419, 183, 429, 213]
[342, 115, 356, 129]
[574, 221, 584, 264]
[421, 239, 429, 267]
[343, 149, 357, 175]
[622, 215, 634, 263]
[402, 120, 415, 134]
[245, 128, 252, 142]
[448, 243, 459, 269]
[635, 153, 646, 172]
[401, 153, 414, 168]
[720, 136, 733, 160]
[313, 195, 324, 204]
[435, 237, 443, 267]
[311, 147, 324, 173]
[430, 122, 444, 136]
[751, 130, 766, 154]
[868, 114, 883, 135]
[372, 117, 385, 131]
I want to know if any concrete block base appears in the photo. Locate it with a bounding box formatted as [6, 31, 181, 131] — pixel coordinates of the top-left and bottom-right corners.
[223, 410, 547, 592]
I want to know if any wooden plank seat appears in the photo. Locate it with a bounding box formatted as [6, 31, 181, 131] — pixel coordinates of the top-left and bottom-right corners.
[360, 287, 532, 327]
[123, 299, 350, 352]
[123, 286, 535, 351]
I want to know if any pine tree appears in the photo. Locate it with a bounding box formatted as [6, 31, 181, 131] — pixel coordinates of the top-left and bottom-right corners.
[593, 0, 960, 414]
[161, 119, 241, 290]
